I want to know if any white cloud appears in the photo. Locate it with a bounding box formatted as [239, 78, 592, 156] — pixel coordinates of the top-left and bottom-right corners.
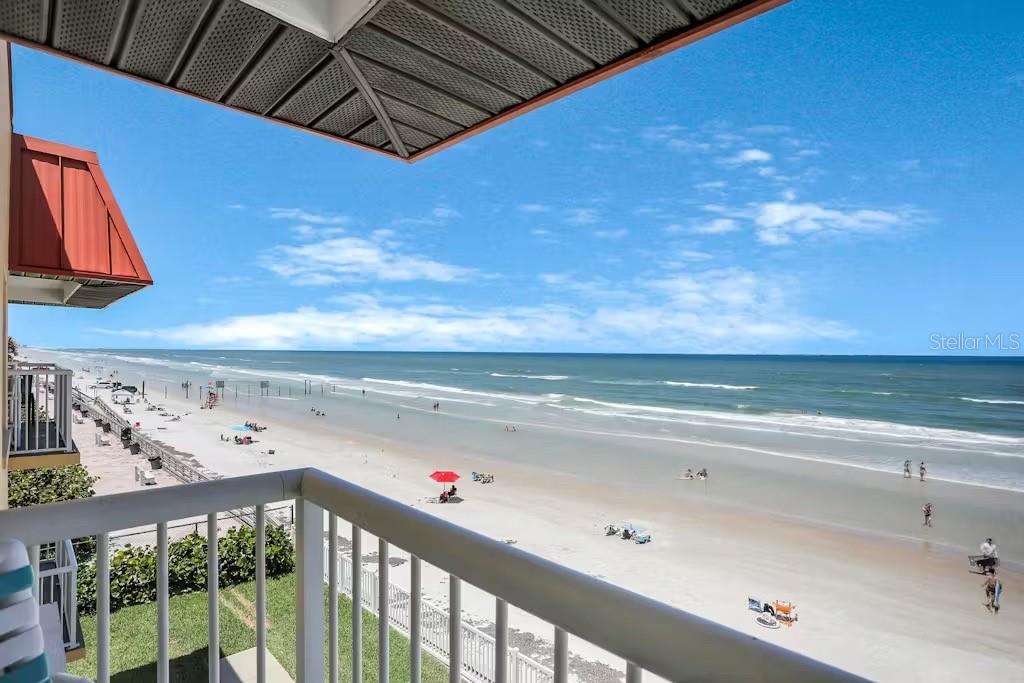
[594, 228, 628, 240]
[565, 208, 599, 225]
[432, 205, 460, 220]
[393, 205, 461, 226]
[268, 207, 350, 225]
[260, 234, 476, 285]
[746, 125, 791, 135]
[518, 203, 550, 213]
[111, 264, 855, 352]
[695, 180, 727, 191]
[752, 201, 913, 245]
[226, 203, 246, 210]
[211, 275, 251, 285]
[693, 218, 740, 235]
[674, 250, 713, 262]
[724, 148, 773, 165]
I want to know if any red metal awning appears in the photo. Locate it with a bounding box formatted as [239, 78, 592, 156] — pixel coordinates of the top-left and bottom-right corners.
[8, 134, 153, 308]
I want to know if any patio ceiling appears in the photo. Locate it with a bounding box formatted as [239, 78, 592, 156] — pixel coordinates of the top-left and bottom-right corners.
[0, 0, 787, 162]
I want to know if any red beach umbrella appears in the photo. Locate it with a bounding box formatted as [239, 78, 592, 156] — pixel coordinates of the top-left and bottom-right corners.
[430, 470, 460, 495]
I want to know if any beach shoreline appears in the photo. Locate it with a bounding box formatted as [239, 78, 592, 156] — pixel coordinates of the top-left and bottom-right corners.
[28, 348, 1024, 681]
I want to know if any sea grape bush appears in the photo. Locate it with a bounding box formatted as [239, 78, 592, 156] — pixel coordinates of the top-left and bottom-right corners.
[77, 524, 294, 615]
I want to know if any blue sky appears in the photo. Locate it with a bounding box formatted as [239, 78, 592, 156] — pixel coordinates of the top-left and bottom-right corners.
[9, 0, 1024, 354]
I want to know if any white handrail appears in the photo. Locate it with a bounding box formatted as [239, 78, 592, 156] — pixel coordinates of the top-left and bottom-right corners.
[0, 468, 864, 682]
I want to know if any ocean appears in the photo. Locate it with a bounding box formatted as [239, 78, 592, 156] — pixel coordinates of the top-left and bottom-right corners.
[53, 350, 1024, 492]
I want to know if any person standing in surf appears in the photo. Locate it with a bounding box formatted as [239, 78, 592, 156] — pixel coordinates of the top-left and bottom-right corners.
[922, 502, 933, 527]
[919, 461, 927, 481]
[903, 460, 912, 478]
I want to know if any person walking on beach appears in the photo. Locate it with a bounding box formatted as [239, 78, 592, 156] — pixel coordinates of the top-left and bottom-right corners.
[903, 459, 912, 478]
[979, 538, 999, 571]
[919, 461, 927, 481]
[983, 569, 1002, 613]
[922, 502, 933, 527]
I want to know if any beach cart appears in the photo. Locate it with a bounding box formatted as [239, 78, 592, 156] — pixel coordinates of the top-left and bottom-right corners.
[968, 554, 999, 574]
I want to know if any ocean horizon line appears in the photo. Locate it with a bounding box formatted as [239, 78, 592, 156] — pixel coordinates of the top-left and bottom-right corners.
[34, 346, 1024, 361]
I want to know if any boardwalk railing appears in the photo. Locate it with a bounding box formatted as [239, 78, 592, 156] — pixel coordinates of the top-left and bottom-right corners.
[328, 542, 554, 683]
[71, 388, 285, 529]
[0, 468, 865, 683]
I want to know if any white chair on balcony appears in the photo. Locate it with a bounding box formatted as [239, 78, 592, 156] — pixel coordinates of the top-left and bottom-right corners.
[0, 539, 89, 683]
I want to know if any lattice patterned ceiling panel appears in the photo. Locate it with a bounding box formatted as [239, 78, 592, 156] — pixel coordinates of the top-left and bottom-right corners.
[0, 0, 787, 161]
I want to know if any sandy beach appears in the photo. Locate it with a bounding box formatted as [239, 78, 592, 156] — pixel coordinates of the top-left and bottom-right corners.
[32, 349, 1024, 682]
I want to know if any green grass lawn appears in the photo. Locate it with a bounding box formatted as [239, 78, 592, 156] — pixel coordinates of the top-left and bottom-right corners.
[67, 574, 449, 682]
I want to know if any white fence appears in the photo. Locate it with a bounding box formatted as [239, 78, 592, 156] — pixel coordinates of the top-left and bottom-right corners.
[325, 544, 554, 683]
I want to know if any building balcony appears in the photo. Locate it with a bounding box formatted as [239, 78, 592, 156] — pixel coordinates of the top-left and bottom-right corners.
[6, 363, 79, 471]
[0, 468, 861, 683]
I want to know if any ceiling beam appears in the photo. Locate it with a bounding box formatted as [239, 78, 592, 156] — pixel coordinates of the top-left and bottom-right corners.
[335, 47, 410, 158]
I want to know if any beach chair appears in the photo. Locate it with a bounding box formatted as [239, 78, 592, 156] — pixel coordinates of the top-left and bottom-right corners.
[141, 471, 157, 486]
[772, 601, 798, 626]
[633, 530, 652, 544]
[95, 432, 111, 446]
[0, 539, 90, 682]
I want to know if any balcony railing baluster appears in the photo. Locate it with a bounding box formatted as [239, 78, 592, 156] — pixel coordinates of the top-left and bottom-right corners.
[255, 504, 267, 683]
[626, 662, 642, 682]
[449, 575, 461, 683]
[554, 628, 568, 683]
[157, 522, 169, 683]
[378, 538, 390, 682]
[496, 598, 508, 683]
[97, 532, 110, 683]
[295, 499, 324, 682]
[208, 513, 219, 683]
[351, 523, 362, 683]
[410, 555, 422, 683]
[328, 514, 339, 683]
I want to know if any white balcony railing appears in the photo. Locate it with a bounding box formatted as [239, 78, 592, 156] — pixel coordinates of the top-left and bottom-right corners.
[8, 363, 74, 456]
[36, 538, 80, 652]
[0, 468, 865, 683]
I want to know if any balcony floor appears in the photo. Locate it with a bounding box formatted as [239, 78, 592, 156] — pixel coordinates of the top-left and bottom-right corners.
[8, 443, 80, 471]
[220, 648, 292, 683]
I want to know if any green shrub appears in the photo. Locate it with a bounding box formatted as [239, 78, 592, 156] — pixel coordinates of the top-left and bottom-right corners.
[78, 523, 295, 615]
[8, 464, 98, 507]
[10, 464, 99, 561]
